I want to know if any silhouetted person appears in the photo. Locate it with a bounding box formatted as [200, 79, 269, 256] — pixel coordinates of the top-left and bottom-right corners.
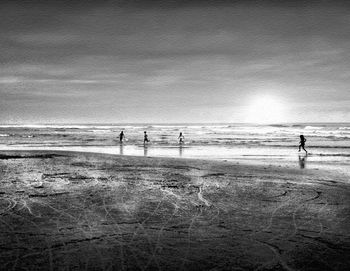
[179, 144, 183, 157]
[298, 154, 307, 169]
[119, 131, 125, 143]
[298, 135, 307, 154]
[178, 132, 185, 144]
[144, 131, 150, 144]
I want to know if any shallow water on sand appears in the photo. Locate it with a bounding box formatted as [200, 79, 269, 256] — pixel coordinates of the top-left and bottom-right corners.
[0, 123, 349, 171]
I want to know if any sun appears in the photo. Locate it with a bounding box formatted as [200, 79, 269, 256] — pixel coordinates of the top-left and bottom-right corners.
[245, 96, 285, 124]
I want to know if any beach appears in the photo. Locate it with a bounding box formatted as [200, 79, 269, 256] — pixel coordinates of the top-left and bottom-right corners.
[0, 150, 349, 270]
[2, 0, 350, 269]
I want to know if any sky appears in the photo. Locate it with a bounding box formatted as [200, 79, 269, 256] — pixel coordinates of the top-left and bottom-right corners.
[1, 0, 350, 124]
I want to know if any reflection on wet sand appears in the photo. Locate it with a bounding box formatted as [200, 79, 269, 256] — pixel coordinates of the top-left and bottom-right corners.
[143, 145, 148, 156]
[179, 144, 183, 157]
[298, 154, 307, 169]
[119, 143, 124, 155]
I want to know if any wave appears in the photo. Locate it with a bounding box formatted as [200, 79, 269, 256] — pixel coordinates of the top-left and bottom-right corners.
[268, 124, 290, 128]
[0, 134, 9, 137]
[0, 124, 91, 129]
[324, 136, 350, 140]
[258, 144, 350, 149]
[317, 153, 350, 157]
[304, 126, 324, 130]
[88, 129, 113, 134]
[0, 124, 136, 130]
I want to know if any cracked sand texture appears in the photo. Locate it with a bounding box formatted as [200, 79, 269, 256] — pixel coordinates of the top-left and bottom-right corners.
[0, 151, 349, 270]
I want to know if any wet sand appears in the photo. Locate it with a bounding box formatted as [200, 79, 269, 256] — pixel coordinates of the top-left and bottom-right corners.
[0, 151, 349, 270]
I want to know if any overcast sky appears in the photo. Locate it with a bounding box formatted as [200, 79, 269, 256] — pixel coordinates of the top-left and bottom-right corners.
[1, 0, 349, 124]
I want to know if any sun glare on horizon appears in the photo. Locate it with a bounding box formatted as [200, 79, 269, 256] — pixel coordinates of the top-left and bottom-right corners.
[245, 96, 286, 124]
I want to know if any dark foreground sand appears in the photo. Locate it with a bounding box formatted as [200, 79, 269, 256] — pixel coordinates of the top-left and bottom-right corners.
[0, 151, 349, 271]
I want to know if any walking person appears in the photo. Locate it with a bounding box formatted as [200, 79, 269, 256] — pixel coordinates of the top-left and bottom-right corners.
[298, 135, 307, 154]
[178, 132, 185, 144]
[144, 131, 150, 144]
[119, 130, 125, 143]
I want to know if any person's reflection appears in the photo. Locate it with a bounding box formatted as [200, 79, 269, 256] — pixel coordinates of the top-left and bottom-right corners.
[119, 143, 124, 155]
[143, 144, 148, 157]
[179, 144, 183, 157]
[298, 154, 307, 169]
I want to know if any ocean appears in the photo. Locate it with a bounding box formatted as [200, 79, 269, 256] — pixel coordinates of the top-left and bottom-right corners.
[0, 123, 349, 170]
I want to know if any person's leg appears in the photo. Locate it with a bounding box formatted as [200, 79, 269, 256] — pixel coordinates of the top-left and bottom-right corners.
[302, 146, 307, 154]
[298, 144, 301, 152]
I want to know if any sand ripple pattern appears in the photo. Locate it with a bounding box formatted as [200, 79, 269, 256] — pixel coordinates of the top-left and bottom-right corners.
[0, 151, 349, 270]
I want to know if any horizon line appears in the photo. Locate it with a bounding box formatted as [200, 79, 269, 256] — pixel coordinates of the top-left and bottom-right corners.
[1, 122, 350, 126]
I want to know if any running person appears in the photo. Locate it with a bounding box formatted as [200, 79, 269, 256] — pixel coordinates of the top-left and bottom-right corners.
[298, 135, 307, 154]
[144, 131, 150, 144]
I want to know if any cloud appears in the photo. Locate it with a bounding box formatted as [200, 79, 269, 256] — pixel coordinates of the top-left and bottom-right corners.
[0, 77, 22, 84]
[12, 33, 80, 46]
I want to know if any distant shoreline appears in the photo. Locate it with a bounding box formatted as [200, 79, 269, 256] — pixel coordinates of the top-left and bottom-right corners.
[1, 122, 350, 126]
